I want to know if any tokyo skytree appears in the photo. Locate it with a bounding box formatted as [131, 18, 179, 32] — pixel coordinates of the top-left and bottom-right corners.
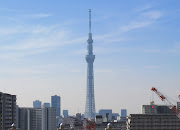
[85, 9, 96, 119]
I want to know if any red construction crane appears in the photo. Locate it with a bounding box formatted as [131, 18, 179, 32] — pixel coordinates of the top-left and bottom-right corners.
[81, 118, 96, 130]
[151, 87, 180, 119]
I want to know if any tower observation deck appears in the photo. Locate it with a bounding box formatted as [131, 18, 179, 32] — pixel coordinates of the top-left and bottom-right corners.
[85, 9, 96, 119]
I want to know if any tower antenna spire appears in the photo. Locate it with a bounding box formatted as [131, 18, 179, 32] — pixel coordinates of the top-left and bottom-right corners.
[85, 9, 95, 119]
[89, 9, 91, 33]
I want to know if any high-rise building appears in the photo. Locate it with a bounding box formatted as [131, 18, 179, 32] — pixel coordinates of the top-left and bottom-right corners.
[121, 109, 127, 117]
[17, 106, 56, 130]
[27, 108, 42, 130]
[43, 103, 50, 108]
[63, 110, 69, 118]
[99, 109, 112, 116]
[0, 92, 16, 130]
[16, 105, 19, 128]
[51, 95, 61, 117]
[120, 109, 127, 122]
[98, 109, 114, 122]
[33, 100, 42, 108]
[42, 105, 56, 130]
[85, 9, 96, 119]
[16, 107, 28, 130]
[17, 107, 40, 130]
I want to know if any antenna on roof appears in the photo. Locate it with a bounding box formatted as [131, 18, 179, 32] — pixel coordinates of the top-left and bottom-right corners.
[89, 9, 91, 33]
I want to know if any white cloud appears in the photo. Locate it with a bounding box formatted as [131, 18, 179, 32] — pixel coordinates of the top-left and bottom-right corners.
[142, 11, 162, 20]
[0, 24, 86, 60]
[0, 25, 58, 37]
[26, 13, 52, 19]
[0, 27, 21, 36]
[0, 7, 17, 12]
[120, 21, 152, 32]
[0, 8, 164, 61]
[0, 24, 83, 50]
[136, 5, 153, 12]
[94, 34, 125, 43]
[120, 10, 162, 32]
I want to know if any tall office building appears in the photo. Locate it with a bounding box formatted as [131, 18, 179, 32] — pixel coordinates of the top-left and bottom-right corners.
[0, 92, 16, 130]
[17, 107, 28, 130]
[120, 109, 127, 122]
[16, 105, 19, 128]
[121, 109, 127, 117]
[27, 108, 42, 130]
[98, 109, 114, 122]
[43, 103, 50, 108]
[33, 100, 42, 108]
[51, 95, 61, 117]
[63, 110, 69, 118]
[17, 106, 56, 130]
[99, 109, 112, 116]
[85, 9, 96, 119]
[42, 105, 56, 130]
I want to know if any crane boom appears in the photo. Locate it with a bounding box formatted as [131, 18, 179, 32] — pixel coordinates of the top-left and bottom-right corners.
[82, 118, 96, 130]
[151, 87, 180, 119]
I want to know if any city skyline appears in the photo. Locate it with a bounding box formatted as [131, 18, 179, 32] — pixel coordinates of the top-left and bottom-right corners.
[0, 0, 180, 115]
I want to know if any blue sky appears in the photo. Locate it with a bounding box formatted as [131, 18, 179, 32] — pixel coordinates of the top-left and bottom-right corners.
[0, 0, 180, 115]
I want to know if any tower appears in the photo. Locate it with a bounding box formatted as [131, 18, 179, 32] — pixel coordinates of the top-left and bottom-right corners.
[85, 9, 96, 119]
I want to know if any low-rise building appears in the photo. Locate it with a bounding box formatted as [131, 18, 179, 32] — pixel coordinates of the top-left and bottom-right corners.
[95, 115, 127, 130]
[63, 116, 82, 129]
[127, 114, 180, 130]
[96, 122, 127, 130]
[8, 124, 20, 130]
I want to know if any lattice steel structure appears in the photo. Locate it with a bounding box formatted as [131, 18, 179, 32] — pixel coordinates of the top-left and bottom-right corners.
[85, 9, 96, 119]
